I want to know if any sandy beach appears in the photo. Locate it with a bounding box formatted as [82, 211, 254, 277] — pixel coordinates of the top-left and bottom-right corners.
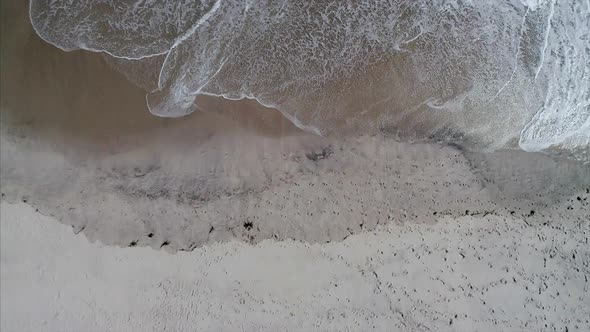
[1, 1, 589, 331]
[2, 201, 589, 331]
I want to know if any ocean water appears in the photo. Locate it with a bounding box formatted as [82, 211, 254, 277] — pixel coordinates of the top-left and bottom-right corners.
[28, 0, 590, 157]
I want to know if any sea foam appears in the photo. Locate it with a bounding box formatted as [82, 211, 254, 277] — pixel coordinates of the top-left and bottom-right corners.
[29, 0, 589, 158]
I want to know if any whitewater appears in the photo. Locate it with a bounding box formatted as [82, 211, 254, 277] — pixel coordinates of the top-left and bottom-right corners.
[29, 0, 589, 159]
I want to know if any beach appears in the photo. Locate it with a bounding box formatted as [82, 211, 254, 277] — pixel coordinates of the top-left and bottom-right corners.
[1, 1, 589, 330]
[2, 201, 589, 331]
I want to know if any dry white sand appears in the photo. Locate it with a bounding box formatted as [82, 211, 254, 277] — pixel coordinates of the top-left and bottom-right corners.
[2, 201, 589, 331]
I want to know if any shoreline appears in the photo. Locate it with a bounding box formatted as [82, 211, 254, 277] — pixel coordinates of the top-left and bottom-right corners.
[2, 1, 589, 330]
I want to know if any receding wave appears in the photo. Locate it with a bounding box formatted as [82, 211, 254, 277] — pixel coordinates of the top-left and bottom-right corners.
[30, 0, 589, 159]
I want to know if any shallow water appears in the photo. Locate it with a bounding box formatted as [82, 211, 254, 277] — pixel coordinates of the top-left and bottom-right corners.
[27, 0, 590, 157]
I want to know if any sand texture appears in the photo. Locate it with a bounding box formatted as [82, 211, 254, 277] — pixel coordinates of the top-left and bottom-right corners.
[2, 202, 589, 331]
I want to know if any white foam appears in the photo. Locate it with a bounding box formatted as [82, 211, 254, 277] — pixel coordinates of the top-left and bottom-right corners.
[29, 0, 589, 158]
[519, 0, 590, 152]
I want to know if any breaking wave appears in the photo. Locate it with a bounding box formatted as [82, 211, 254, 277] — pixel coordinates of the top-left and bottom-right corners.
[30, 0, 589, 157]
